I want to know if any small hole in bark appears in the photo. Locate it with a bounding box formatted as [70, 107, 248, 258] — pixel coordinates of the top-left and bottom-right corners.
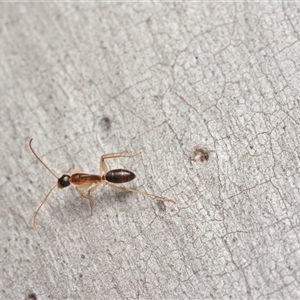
[100, 117, 111, 131]
[189, 147, 211, 163]
[25, 292, 37, 300]
[156, 200, 166, 212]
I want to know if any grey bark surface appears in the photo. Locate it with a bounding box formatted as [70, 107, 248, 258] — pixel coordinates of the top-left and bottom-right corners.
[1, 3, 300, 299]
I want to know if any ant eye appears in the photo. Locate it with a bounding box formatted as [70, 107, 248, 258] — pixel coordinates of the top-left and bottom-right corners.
[58, 175, 70, 188]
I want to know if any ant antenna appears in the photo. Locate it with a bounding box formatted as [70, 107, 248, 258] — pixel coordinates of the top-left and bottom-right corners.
[29, 138, 58, 179]
[33, 183, 56, 231]
[29, 138, 60, 231]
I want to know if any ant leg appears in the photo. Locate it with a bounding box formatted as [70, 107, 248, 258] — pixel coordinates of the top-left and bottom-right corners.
[63, 168, 84, 175]
[105, 182, 176, 204]
[100, 150, 127, 175]
[76, 187, 94, 216]
[99, 150, 141, 176]
[86, 184, 99, 215]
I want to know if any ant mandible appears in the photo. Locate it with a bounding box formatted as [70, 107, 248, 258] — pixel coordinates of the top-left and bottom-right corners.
[29, 139, 176, 230]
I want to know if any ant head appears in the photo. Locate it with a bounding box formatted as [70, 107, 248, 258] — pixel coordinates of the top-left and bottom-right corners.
[57, 175, 71, 189]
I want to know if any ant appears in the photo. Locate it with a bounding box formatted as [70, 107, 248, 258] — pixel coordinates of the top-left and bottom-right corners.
[29, 138, 176, 230]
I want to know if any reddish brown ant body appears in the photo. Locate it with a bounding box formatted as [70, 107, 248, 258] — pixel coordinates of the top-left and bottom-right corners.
[29, 139, 175, 230]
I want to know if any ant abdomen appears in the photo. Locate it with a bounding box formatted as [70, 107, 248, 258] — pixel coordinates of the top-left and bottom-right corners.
[105, 169, 135, 183]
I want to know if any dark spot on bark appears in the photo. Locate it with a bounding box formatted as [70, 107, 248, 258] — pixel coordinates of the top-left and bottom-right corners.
[25, 292, 37, 300]
[189, 147, 211, 163]
[100, 117, 111, 131]
[79, 274, 83, 279]
[81, 254, 85, 259]
[156, 200, 166, 212]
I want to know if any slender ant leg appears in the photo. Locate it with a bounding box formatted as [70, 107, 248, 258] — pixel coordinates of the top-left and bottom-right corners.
[100, 150, 141, 176]
[75, 186, 96, 216]
[106, 182, 176, 204]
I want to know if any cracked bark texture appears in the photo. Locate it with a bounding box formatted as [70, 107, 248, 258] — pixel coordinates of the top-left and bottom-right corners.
[1, 3, 300, 299]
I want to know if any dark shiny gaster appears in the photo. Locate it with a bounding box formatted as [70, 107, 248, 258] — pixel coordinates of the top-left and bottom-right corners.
[106, 169, 135, 183]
